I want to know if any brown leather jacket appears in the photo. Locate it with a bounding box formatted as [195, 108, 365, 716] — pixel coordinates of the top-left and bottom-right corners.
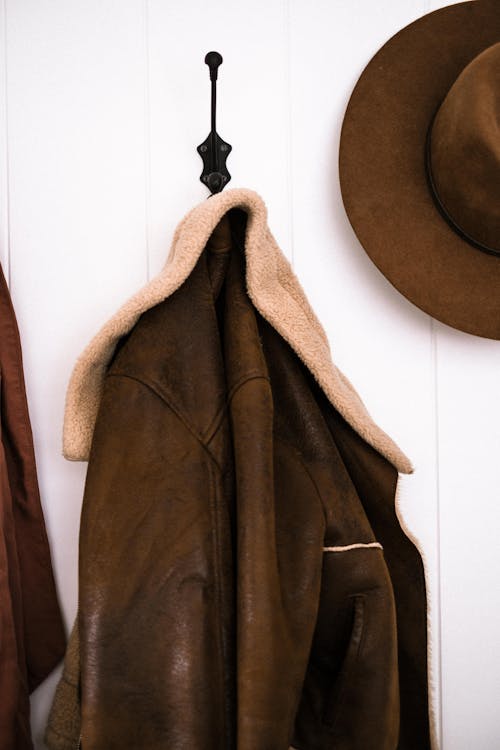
[0, 264, 66, 750]
[46, 190, 434, 750]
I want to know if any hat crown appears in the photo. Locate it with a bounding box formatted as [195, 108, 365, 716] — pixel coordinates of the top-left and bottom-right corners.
[428, 42, 500, 255]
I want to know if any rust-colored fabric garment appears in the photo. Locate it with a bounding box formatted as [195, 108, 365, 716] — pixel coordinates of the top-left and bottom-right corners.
[0, 263, 66, 749]
[67, 209, 431, 749]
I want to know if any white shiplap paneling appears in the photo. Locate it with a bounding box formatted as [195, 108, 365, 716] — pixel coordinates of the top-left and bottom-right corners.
[435, 326, 500, 749]
[3, 1, 149, 746]
[0, 0, 9, 276]
[1, 1, 499, 748]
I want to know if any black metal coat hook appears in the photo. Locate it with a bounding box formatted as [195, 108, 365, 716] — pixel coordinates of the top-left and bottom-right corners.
[197, 51, 232, 195]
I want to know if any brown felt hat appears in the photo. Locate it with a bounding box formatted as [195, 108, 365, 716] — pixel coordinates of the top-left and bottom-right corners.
[339, 0, 500, 339]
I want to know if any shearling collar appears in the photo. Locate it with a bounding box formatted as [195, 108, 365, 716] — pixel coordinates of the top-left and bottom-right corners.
[63, 187, 413, 474]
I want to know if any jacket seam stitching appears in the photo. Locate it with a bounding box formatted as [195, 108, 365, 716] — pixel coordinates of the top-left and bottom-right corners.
[206, 458, 229, 744]
[205, 372, 271, 445]
[106, 373, 224, 472]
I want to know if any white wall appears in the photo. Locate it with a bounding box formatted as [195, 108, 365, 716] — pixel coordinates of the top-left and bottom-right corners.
[1, 1, 499, 748]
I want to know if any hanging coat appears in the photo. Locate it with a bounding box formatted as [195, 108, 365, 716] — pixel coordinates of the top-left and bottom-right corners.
[45, 188, 437, 750]
[0, 263, 66, 750]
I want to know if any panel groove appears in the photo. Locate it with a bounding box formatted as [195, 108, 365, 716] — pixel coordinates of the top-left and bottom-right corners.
[142, 0, 152, 282]
[284, 0, 295, 267]
[431, 315, 444, 749]
[0, 0, 10, 284]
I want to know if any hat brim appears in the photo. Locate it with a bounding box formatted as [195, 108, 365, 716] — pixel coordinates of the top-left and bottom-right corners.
[339, 0, 500, 339]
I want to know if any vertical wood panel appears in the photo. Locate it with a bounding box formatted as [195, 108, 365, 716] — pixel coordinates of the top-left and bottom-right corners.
[4, 1, 148, 745]
[427, 0, 500, 746]
[435, 327, 500, 748]
[287, 0, 442, 743]
[0, 0, 8, 276]
[3, 1, 498, 747]
[146, 0, 292, 275]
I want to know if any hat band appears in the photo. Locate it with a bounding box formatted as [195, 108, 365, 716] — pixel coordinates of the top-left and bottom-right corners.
[425, 122, 500, 259]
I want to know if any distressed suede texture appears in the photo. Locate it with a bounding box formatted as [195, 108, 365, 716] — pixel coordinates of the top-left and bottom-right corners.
[339, 0, 500, 339]
[46, 209, 434, 749]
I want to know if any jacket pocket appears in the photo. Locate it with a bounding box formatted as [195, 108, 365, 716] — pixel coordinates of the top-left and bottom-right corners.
[321, 593, 365, 729]
[291, 546, 400, 750]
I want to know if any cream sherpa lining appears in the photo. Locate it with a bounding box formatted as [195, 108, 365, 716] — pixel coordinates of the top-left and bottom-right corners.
[63, 187, 413, 474]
